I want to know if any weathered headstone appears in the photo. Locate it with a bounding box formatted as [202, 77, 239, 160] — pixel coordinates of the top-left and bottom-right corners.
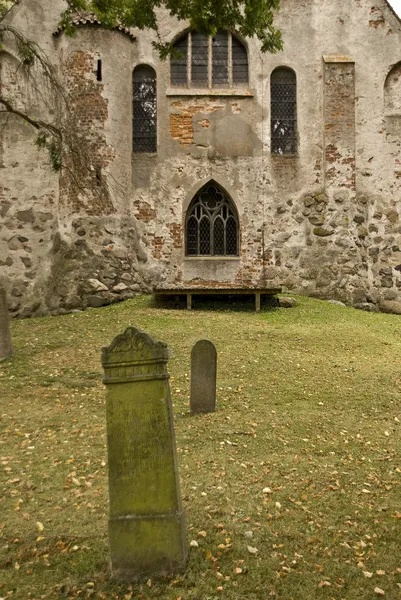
[190, 339, 217, 414]
[102, 327, 187, 580]
[0, 288, 13, 361]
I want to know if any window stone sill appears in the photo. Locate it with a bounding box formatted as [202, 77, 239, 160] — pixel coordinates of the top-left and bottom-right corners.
[166, 88, 254, 97]
[271, 153, 298, 159]
[184, 256, 240, 261]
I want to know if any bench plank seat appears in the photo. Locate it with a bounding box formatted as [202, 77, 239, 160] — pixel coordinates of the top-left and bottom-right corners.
[153, 287, 282, 311]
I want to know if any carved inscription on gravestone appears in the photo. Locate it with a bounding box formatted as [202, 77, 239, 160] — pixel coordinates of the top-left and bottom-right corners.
[102, 327, 187, 580]
[190, 339, 217, 414]
[0, 288, 13, 361]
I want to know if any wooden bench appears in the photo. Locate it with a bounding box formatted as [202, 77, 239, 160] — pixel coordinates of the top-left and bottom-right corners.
[153, 287, 282, 312]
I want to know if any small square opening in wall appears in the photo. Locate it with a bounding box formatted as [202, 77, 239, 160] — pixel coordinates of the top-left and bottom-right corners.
[96, 59, 102, 82]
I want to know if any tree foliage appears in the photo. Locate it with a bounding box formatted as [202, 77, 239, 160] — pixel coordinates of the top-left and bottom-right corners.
[62, 0, 283, 56]
[0, 0, 282, 181]
[0, 0, 15, 21]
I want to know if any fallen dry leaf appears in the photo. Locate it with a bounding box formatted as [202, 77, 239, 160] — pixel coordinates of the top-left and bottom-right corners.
[374, 588, 385, 596]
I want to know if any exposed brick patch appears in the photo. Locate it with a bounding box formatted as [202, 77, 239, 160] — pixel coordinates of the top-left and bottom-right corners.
[152, 236, 165, 259]
[167, 223, 183, 249]
[61, 51, 115, 215]
[170, 100, 224, 146]
[324, 62, 356, 192]
[325, 144, 341, 164]
[134, 201, 157, 222]
[369, 6, 385, 27]
[169, 114, 194, 147]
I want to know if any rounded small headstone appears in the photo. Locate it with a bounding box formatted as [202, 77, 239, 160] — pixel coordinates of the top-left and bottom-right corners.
[190, 339, 217, 415]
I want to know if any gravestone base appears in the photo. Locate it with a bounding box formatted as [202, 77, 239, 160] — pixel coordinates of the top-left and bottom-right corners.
[109, 511, 187, 580]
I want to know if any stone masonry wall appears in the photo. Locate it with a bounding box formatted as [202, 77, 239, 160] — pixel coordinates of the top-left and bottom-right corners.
[2, 0, 401, 315]
[0, 48, 59, 317]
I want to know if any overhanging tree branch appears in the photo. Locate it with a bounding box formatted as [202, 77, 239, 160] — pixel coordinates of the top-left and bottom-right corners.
[0, 97, 61, 136]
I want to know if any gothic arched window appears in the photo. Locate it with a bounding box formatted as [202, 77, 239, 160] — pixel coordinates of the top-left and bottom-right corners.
[186, 184, 239, 256]
[271, 67, 297, 155]
[171, 31, 248, 88]
[132, 65, 157, 152]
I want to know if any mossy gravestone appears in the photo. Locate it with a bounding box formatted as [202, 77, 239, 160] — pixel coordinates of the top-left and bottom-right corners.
[0, 288, 13, 361]
[102, 327, 187, 580]
[190, 340, 217, 414]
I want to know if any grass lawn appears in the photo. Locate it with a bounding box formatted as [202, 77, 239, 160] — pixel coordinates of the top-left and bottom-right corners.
[0, 295, 400, 600]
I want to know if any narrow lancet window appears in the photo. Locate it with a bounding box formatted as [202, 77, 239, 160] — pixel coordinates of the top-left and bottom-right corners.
[271, 67, 297, 155]
[132, 65, 157, 153]
[96, 59, 102, 81]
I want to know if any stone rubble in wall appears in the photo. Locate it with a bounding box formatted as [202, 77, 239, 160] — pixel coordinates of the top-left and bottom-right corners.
[3, 4, 401, 318]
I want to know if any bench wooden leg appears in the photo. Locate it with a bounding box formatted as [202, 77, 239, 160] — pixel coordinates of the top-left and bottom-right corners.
[187, 293, 192, 310]
[255, 292, 261, 312]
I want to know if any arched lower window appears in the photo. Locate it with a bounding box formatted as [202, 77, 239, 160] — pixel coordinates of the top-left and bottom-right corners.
[171, 30, 248, 88]
[186, 184, 239, 256]
[384, 62, 401, 116]
[132, 65, 157, 153]
[271, 67, 297, 155]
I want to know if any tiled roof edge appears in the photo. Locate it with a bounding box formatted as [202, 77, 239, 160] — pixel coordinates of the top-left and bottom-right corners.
[53, 12, 136, 41]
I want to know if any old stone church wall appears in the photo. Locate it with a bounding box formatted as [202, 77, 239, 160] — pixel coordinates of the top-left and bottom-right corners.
[1, 0, 401, 316]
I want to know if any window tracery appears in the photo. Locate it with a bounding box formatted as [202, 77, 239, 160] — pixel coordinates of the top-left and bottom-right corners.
[186, 184, 239, 256]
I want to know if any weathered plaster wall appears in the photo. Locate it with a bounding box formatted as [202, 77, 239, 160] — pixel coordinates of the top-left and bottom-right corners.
[47, 29, 161, 313]
[0, 47, 59, 316]
[0, 2, 160, 315]
[1, 0, 401, 315]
